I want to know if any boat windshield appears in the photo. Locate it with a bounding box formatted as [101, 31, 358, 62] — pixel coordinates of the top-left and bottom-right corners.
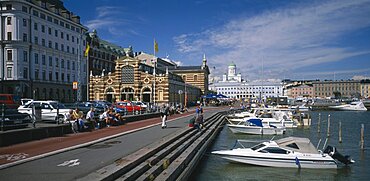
[251, 143, 265, 151]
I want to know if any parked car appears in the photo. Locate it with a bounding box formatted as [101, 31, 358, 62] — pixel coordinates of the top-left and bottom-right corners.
[132, 101, 147, 111]
[0, 109, 31, 130]
[115, 101, 142, 112]
[74, 102, 105, 115]
[0, 94, 20, 109]
[18, 101, 70, 122]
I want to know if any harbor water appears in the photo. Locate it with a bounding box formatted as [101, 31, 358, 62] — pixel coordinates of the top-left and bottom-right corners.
[191, 111, 370, 180]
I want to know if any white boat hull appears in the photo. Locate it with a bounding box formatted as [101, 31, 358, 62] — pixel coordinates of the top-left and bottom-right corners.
[212, 149, 337, 169]
[227, 124, 285, 135]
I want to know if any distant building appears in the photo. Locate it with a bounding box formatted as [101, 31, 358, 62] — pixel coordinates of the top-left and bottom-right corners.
[211, 63, 282, 99]
[360, 79, 370, 98]
[290, 84, 314, 98]
[312, 80, 361, 98]
[0, 0, 88, 102]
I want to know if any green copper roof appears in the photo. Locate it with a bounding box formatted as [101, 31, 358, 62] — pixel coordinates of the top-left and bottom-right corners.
[229, 62, 236, 66]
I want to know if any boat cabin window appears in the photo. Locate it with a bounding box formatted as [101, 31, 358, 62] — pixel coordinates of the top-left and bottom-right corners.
[259, 147, 288, 154]
[286, 143, 299, 149]
[251, 143, 266, 151]
[260, 113, 273, 118]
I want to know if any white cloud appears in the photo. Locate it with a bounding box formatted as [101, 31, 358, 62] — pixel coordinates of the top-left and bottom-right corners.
[173, 0, 370, 80]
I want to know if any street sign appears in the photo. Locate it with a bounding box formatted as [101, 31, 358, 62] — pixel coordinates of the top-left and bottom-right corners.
[73, 81, 78, 90]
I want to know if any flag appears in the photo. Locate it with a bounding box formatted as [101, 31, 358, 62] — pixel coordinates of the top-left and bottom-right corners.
[154, 39, 158, 53]
[84, 44, 90, 57]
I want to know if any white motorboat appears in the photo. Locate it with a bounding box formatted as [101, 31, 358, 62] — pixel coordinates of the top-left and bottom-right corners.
[212, 137, 354, 169]
[227, 118, 285, 135]
[329, 101, 367, 111]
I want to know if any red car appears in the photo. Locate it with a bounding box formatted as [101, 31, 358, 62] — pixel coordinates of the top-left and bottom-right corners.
[115, 101, 142, 112]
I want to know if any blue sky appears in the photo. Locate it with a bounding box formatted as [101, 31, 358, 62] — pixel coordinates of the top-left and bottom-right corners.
[64, 0, 370, 82]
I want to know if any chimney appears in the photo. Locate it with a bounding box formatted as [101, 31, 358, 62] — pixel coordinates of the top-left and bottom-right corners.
[72, 15, 81, 24]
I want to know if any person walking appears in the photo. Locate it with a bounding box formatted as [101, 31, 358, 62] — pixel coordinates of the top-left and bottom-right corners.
[160, 104, 169, 128]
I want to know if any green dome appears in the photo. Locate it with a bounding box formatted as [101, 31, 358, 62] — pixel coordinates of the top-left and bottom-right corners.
[229, 62, 236, 67]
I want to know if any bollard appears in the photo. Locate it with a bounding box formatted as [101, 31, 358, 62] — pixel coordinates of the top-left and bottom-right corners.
[361, 124, 364, 150]
[317, 113, 321, 133]
[339, 121, 342, 143]
[32, 104, 36, 128]
[327, 114, 330, 137]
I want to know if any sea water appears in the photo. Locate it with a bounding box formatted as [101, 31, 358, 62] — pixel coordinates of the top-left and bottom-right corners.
[191, 111, 370, 181]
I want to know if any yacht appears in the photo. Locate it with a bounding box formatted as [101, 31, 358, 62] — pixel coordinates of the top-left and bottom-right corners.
[329, 101, 367, 111]
[227, 118, 285, 135]
[212, 137, 354, 169]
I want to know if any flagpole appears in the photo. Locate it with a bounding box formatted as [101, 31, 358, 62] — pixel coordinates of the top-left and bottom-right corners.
[153, 39, 156, 107]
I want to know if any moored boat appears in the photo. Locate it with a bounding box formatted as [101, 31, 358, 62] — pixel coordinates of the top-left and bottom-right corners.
[227, 118, 285, 135]
[212, 137, 354, 169]
[329, 101, 367, 111]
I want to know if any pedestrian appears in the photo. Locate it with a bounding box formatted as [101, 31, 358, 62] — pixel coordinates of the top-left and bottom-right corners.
[194, 104, 204, 131]
[86, 107, 97, 129]
[73, 108, 87, 132]
[160, 103, 169, 128]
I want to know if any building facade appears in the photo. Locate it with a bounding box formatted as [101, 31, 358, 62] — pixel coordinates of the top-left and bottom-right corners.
[312, 80, 361, 98]
[0, 0, 88, 102]
[89, 54, 207, 106]
[360, 79, 370, 98]
[290, 84, 314, 98]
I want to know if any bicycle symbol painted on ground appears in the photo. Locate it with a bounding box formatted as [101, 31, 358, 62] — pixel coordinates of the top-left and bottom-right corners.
[0, 153, 29, 161]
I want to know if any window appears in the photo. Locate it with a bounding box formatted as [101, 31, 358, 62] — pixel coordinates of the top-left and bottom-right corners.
[60, 21, 64, 27]
[7, 50, 12, 61]
[67, 46, 69, 53]
[34, 22, 38, 30]
[72, 61, 75, 70]
[61, 44, 64, 51]
[55, 30, 58, 37]
[23, 68, 28, 79]
[66, 24, 70, 29]
[42, 70, 46, 80]
[55, 42, 58, 50]
[41, 25, 45, 33]
[34, 53, 39, 64]
[72, 47, 75, 54]
[23, 33, 27, 42]
[7, 17, 11, 25]
[49, 56, 52, 66]
[40, 13, 45, 20]
[66, 34, 69, 41]
[33, 10, 39, 17]
[121, 66, 134, 83]
[67, 60, 70, 69]
[34, 36, 38, 44]
[194, 75, 198, 81]
[71, 26, 75, 31]
[259, 147, 288, 154]
[42, 39, 45, 46]
[61, 59, 65, 68]
[48, 27, 51, 35]
[61, 73, 64, 81]
[7, 67, 12, 78]
[42, 55, 46, 65]
[23, 51, 28, 62]
[49, 71, 52, 81]
[72, 36, 74, 42]
[67, 74, 70, 82]
[22, 6, 28, 13]
[7, 32, 12, 40]
[61, 32, 64, 39]
[23, 19, 27, 26]
[54, 19, 59, 25]
[35, 69, 39, 80]
[56, 58, 59, 67]
[55, 72, 59, 81]
[47, 16, 52, 22]
[6, 4, 12, 10]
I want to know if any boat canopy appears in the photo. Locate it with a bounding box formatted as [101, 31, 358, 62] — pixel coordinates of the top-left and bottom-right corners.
[275, 137, 319, 154]
[248, 119, 263, 127]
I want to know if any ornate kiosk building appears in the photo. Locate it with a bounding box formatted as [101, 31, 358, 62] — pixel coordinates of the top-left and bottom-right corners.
[89, 53, 209, 106]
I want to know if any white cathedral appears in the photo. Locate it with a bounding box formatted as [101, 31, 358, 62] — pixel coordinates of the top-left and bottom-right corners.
[210, 62, 283, 99]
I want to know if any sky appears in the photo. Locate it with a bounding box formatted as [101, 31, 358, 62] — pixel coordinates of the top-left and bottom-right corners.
[64, 0, 370, 82]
